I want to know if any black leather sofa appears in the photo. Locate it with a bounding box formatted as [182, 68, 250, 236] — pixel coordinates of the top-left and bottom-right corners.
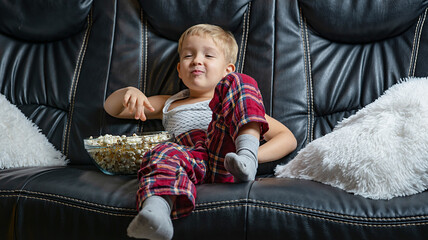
[1, 0, 428, 239]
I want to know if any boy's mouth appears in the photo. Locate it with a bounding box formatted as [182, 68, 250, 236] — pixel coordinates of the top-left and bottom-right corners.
[191, 69, 205, 75]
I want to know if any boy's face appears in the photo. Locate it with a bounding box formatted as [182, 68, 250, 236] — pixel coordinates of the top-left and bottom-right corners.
[177, 35, 235, 97]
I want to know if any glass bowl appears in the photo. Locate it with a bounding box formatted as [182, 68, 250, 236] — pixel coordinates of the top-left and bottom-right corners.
[84, 131, 173, 175]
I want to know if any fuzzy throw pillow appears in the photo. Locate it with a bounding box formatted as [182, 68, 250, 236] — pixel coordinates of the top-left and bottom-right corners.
[275, 77, 428, 200]
[0, 94, 68, 169]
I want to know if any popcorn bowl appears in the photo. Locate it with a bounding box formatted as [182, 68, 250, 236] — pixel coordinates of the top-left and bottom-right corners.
[84, 131, 173, 175]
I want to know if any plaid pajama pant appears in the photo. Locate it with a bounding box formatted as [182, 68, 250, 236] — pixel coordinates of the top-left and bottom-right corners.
[136, 73, 269, 219]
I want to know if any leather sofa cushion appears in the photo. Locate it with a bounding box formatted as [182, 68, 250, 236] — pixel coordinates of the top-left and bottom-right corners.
[0, 0, 93, 41]
[299, 0, 428, 43]
[139, 0, 251, 40]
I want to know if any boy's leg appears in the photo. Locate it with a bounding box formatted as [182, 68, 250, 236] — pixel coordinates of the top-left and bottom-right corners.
[128, 130, 208, 239]
[206, 73, 269, 183]
[127, 195, 174, 240]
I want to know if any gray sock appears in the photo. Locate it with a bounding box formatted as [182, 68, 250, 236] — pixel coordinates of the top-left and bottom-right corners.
[127, 195, 174, 240]
[225, 134, 259, 182]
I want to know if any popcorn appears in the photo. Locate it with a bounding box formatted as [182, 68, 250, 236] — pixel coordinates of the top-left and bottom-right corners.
[84, 131, 172, 175]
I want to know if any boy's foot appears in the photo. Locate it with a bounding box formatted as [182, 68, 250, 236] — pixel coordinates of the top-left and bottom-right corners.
[225, 152, 258, 181]
[127, 196, 173, 240]
[225, 134, 259, 182]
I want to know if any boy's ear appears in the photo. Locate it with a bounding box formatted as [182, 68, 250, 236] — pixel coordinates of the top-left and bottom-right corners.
[177, 62, 181, 77]
[226, 63, 235, 74]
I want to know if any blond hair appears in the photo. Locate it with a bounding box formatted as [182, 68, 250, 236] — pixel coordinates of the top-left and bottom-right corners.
[178, 24, 238, 64]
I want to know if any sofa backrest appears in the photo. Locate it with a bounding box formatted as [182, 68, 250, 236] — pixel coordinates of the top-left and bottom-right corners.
[1, 0, 428, 174]
[0, 0, 97, 162]
[266, 0, 428, 173]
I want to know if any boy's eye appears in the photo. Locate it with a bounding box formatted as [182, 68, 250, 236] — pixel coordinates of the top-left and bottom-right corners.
[184, 55, 192, 58]
[206, 54, 215, 58]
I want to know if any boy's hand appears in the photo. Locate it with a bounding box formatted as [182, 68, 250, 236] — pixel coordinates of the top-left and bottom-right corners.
[122, 87, 155, 121]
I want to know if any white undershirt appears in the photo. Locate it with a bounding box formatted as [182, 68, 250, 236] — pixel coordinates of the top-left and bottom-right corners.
[162, 89, 212, 136]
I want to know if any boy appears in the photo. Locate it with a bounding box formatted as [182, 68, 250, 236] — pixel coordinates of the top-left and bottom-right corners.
[104, 24, 297, 240]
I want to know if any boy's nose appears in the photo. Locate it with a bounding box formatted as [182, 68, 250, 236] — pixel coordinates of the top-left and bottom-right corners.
[192, 54, 203, 65]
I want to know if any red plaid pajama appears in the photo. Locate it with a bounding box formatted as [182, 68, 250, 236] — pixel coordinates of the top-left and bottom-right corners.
[136, 73, 269, 219]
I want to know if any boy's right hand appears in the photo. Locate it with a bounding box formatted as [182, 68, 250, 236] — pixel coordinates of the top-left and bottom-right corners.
[122, 87, 155, 121]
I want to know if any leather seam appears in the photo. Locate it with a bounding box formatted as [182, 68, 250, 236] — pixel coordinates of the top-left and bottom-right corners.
[237, 3, 251, 73]
[408, 13, 421, 77]
[408, 8, 427, 77]
[241, 1, 251, 72]
[0, 189, 135, 212]
[299, 7, 314, 144]
[192, 203, 428, 226]
[412, 8, 427, 77]
[195, 198, 428, 221]
[304, 15, 314, 142]
[62, 9, 93, 156]
[249, 199, 428, 221]
[138, 8, 148, 133]
[195, 198, 248, 207]
[249, 205, 428, 227]
[298, 7, 308, 144]
[3, 191, 427, 223]
[139, 8, 146, 94]
[0, 194, 135, 217]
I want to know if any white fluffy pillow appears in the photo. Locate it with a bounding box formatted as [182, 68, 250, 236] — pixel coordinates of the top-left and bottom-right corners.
[0, 94, 68, 169]
[275, 77, 428, 200]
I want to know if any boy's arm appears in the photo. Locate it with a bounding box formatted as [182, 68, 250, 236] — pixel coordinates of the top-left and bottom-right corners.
[104, 86, 170, 121]
[258, 114, 297, 163]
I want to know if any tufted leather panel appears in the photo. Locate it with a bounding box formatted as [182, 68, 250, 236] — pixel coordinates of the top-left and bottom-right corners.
[273, 0, 428, 148]
[59, 0, 123, 164]
[261, 0, 305, 173]
[0, 1, 95, 162]
[139, 0, 251, 41]
[299, 0, 428, 43]
[0, 0, 93, 42]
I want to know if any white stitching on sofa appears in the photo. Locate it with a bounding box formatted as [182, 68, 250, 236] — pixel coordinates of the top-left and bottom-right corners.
[3, 190, 427, 224]
[62, 9, 93, 156]
[138, 8, 148, 133]
[241, 2, 251, 73]
[143, 14, 148, 97]
[193, 197, 428, 222]
[138, 8, 145, 96]
[237, 3, 251, 73]
[299, 7, 314, 144]
[411, 8, 427, 77]
[247, 205, 428, 228]
[408, 13, 421, 77]
[0, 189, 136, 212]
[303, 16, 314, 142]
[298, 7, 308, 144]
[249, 199, 428, 222]
[195, 198, 248, 207]
[192, 203, 428, 227]
[1, 194, 135, 217]
[193, 204, 248, 213]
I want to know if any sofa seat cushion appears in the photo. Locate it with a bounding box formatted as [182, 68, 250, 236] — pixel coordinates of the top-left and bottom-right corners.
[1, 166, 428, 239]
[248, 178, 428, 240]
[0, 166, 253, 239]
